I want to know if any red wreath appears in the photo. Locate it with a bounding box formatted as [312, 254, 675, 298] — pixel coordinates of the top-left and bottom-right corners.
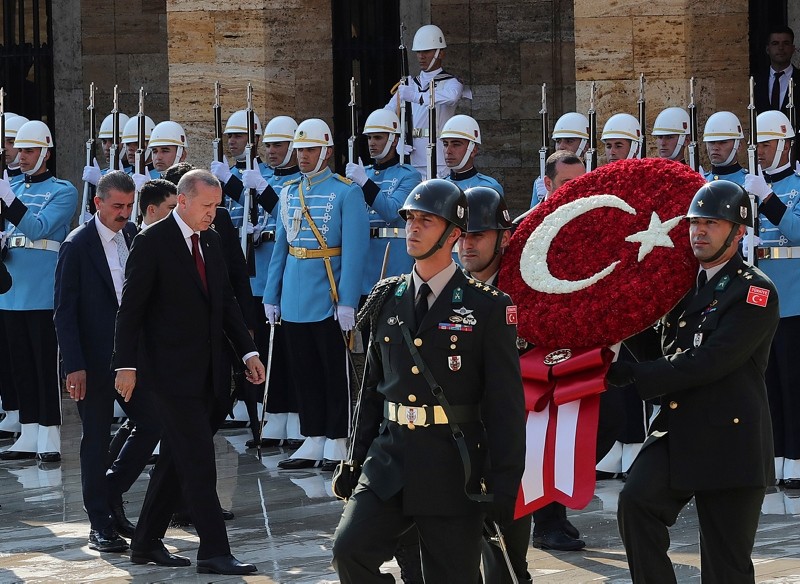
[501, 157, 706, 349]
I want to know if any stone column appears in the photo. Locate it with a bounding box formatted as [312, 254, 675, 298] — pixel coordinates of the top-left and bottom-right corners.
[574, 0, 750, 166]
[166, 0, 334, 170]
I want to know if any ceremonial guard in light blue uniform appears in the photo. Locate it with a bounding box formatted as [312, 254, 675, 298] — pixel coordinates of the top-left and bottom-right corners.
[345, 109, 420, 296]
[530, 112, 590, 208]
[441, 115, 504, 195]
[264, 118, 369, 469]
[745, 109, 800, 489]
[0, 120, 78, 462]
[122, 115, 162, 193]
[238, 116, 303, 447]
[210, 110, 271, 229]
[83, 113, 132, 189]
[148, 121, 188, 180]
[703, 111, 748, 186]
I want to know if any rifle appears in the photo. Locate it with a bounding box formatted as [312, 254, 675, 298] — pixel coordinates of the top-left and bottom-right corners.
[212, 81, 224, 164]
[240, 83, 256, 256]
[348, 77, 358, 164]
[427, 83, 437, 179]
[586, 81, 597, 172]
[398, 22, 413, 163]
[1, 87, 6, 179]
[687, 77, 700, 171]
[132, 87, 146, 225]
[788, 77, 796, 166]
[539, 83, 549, 182]
[109, 85, 121, 171]
[746, 76, 759, 266]
[637, 73, 646, 158]
[79, 82, 96, 217]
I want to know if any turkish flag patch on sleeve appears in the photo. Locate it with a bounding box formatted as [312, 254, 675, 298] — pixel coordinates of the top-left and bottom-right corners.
[506, 305, 518, 325]
[746, 286, 770, 307]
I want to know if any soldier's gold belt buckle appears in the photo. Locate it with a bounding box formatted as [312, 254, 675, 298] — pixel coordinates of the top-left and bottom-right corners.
[292, 246, 308, 259]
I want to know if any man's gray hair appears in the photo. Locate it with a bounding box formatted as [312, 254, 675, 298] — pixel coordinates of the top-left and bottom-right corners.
[177, 169, 221, 197]
[96, 170, 136, 200]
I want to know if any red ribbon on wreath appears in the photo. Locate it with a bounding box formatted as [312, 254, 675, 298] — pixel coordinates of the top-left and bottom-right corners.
[514, 346, 615, 519]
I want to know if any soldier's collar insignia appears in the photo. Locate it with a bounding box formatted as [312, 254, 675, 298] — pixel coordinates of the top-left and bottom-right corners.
[715, 275, 730, 291]
[452, 287, 463, 303]
[395, 280, 408, 296]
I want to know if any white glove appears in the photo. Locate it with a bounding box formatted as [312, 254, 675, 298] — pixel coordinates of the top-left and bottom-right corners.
[132, 172, 149, 193]
[264, 303, 281, 325]
[246, 221, 255, 235]
[396, 142, 413, 157]
[82, 158, 102, 186]
[242, 168, 268, 193]
[0, 171, 14, 206]
[744, 172, 771, 200]
[210, 160, 232, 185]
[697, 164, 706, 177]
[336, 305, 355, 332]
[345, 161, 368, 187]
[398, 84, 418, 103]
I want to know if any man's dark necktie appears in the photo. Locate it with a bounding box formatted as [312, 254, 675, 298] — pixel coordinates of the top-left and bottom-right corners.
[414, 282, 431, 331]
[772, 70, 785, 110]
[191, 233, 208, 293]
[697, 269, 707, 292]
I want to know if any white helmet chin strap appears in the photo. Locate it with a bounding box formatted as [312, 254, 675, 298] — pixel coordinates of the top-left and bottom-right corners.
[764, 139, 785, 172]
[451, 142, 475, 171]
[720, 139, 740, 167]
[25, 148, 48, 176]
[627, 141, 641, 160]
[375, 135, 396, 162]
[10, 152, 21, 168]
[575, 139, 588, 158]
[304, 146, 328, 176]
[234, 152, 247, 163]
[175, 146, 185, 165]
[669, 135, 687, 160]
[278, 144, 294, 168]
[426, 49, 441, 72]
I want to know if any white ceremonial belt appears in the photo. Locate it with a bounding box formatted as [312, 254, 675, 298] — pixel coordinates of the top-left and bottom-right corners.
[757, 246, 800, 260]
[8, 236, 61, 252]
[412, 128, 429, 138]
[370, 228, 407, 239]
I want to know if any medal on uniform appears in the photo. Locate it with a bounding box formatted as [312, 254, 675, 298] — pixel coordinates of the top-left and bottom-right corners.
[693, 332, 703, 347]
[448, 355, 462, 371]
[388, 316, 398, 325]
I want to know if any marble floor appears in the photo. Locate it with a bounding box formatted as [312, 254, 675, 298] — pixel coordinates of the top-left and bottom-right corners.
[1, 401, 799, 583]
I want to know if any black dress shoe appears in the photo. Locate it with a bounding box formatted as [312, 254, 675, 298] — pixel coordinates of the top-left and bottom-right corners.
[220, 419, 248, 429]
[0, 430, 17, 440]
[562, 519, 580, 539]
[197, 553, 257, 575]
[221, 507, 234, 521]
[88, 528, 129, 552]
[320, 459, 339, 472]
[284, 439, 305, 449]
[532, 530, 586, 551]
[131, 541, 190, 567]
[36, 452, 61, 463]
[246, 437, 282, 448]
[785, 478, 800, 490]
[277, 457, 320, 470]
[0, 450, 35, 461]
[110, 501, 136, 539]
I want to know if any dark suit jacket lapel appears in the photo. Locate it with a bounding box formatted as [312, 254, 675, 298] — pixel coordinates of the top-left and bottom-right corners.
[85, 219, 117, 300]
[166, 215, 209, 299]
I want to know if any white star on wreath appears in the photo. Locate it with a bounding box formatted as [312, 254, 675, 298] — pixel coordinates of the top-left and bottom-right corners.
[624, 212, 683, 262]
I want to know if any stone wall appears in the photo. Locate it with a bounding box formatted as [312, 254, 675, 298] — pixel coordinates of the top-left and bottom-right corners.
[574, 0, 750, 168]
[166, 0, 334, 171]
[431, 0, 576, 215]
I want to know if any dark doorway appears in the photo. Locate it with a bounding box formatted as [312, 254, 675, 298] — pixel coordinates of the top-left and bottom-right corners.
[749, 0, 789, 75]
[1, 0, 55, 169]
[331, 0, 402, 174]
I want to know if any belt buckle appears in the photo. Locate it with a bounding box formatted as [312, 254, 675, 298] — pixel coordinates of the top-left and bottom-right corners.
[401, 405, 428, 428]
[10, 236, 25, 248]
[294, 247, 307, 259]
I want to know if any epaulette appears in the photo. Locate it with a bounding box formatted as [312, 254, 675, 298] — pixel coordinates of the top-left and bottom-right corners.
[736, 267, 756, 282]
[356, 275, 403, 331]
[335, 175, 353, 185]
[465, 277, 503, 298]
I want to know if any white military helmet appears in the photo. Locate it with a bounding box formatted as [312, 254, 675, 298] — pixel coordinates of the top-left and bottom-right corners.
[121, 115, 156, 144]
[756, 110, 795, 172]
[552, 112, 590, 157]
[224, 110, 262, 136]
[601, 113, 642, 159]
[98, 113, 131, 140]
[149, 120, 188, 165]
[293, 118, 333, 174]
[652, 107, 690, 160]
[3, 114, 29, 167]
[441, 115, 481, 171]
[703, 112, 744, 167]
[263, 116, 298, 168]
[14, 120, 53, 175]
[412, 25, 447, 51]
[364, 109, 401, 161]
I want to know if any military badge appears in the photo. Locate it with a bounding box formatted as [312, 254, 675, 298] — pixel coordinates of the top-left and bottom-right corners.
[693, 332, 703, 347]
[452, 287, 463, 303]
[448, 355, 462, 371]
[746, 286, 770, 307]
[506, 305, 518, 325]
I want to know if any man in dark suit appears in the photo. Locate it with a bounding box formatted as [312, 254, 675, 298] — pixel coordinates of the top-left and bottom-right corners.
[112, 169, 265, 575]
[754, 26, 800, 115]
[608, 181, 780, 583]
[54, 171, 161, 552]
[332, 180, 525, 583]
